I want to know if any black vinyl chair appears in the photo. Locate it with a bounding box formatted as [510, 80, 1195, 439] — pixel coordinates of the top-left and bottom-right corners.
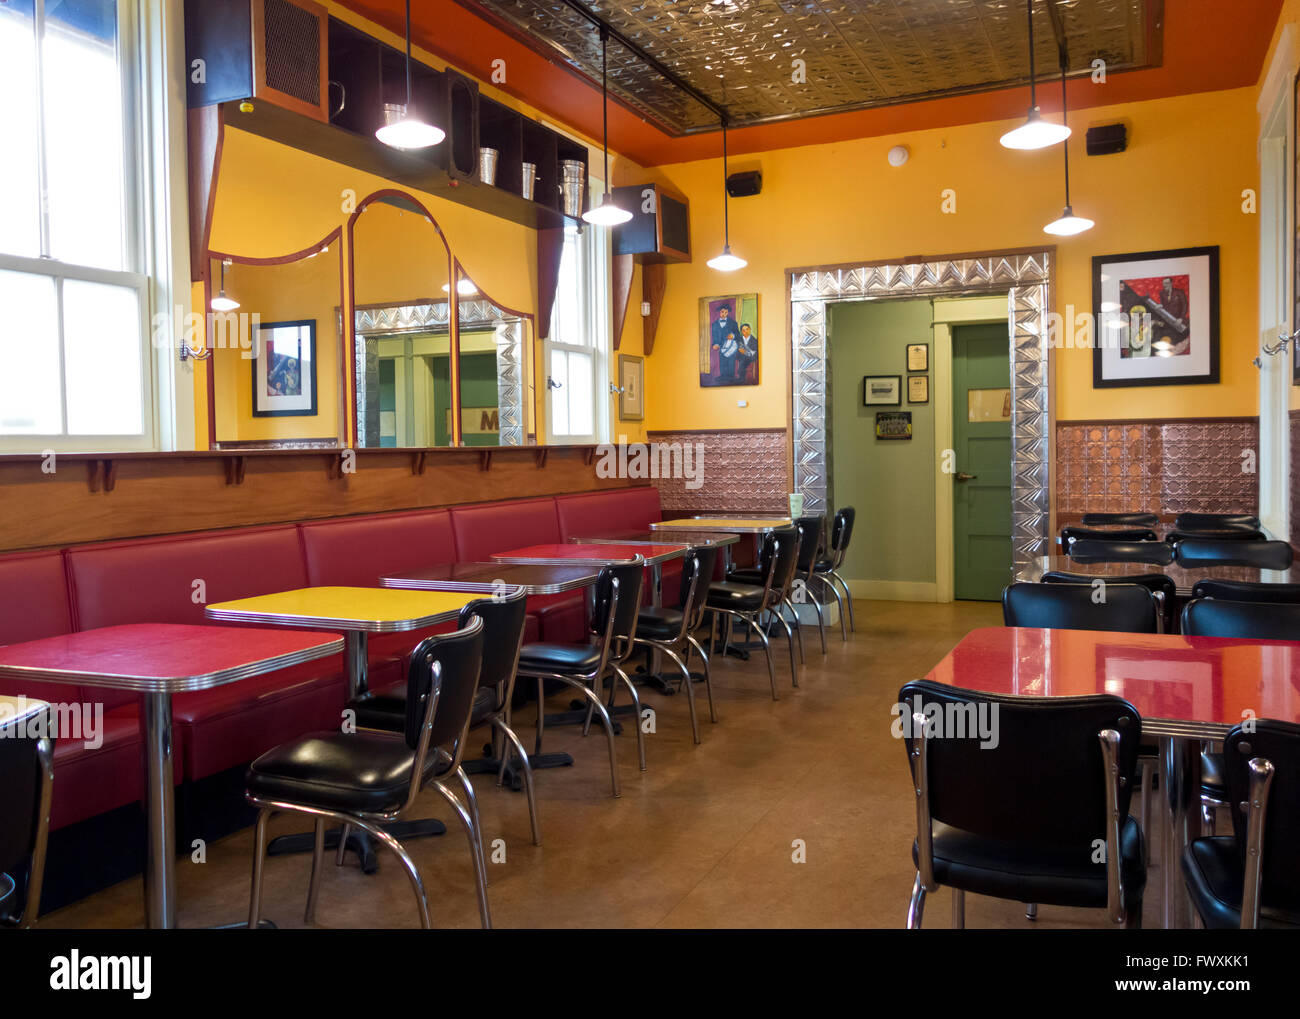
[1081, 512, 1158, 528]
[517, 557, 646, 797]
[1165, 529, 1267, 544]
[1174, 539, 1294, 571]
[246, 617, 490, 929]
[706, 529, 799, 699]
[633, 545, 719, 743]
[1042, 571, 1175, 634]
[1067, 539, 1174, 566]
[1190, 579, 1300, 603]
[346, 589, 539, 845]
[812, 507, 856, 638]
[1061, 525, 1159, 546]
[900, 680, 1146, 928]
[0, 698, 53, 929]
[1182, 598, 1300, 837]
[1181, 598, 1300, 641]
[1002, 582, 1160, 634]
[1181, 720, 1300, 928]
[729, 521, 812, 664]
[1174, 513, 1261, 533]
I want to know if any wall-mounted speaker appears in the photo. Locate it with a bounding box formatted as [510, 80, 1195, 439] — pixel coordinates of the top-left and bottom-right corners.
[726, 170, 762, 197]
[1086, 123, 1127, 156]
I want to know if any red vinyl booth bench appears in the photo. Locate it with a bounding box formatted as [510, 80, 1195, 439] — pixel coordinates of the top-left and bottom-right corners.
[0, 486, 664, 833]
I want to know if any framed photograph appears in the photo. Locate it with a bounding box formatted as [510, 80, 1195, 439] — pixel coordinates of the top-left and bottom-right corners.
[253, 320, 317, 417]
[863, 375, 901, 406]
[906, 343, 929, 372]
[618, 353, 644, 420]
[1092, 246, 1219, 388]
[699, 293, 759, 387]
[907, 375, 929, 404]
[875, 411, 912, 440]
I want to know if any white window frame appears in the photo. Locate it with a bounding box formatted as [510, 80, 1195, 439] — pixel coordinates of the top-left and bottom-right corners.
[544, 180, 612, 445]
[0, 0, 185, 452]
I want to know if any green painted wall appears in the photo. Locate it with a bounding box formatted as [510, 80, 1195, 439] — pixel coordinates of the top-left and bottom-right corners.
[828, 298, 936, 586]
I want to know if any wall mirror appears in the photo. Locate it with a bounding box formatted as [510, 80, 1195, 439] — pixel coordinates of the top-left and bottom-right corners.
[207, 234, 343, 447]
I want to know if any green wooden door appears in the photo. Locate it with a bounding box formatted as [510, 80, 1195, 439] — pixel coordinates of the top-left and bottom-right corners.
[952, 323, 1012, 601]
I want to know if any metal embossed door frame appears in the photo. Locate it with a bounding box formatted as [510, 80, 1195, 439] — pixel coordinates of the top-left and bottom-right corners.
[789, 251, 1053, 565]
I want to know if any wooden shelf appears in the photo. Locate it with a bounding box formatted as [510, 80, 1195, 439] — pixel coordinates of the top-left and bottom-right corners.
[223, 99, 579, 231]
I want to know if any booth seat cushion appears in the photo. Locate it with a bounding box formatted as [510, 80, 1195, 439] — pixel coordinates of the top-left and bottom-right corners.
[66, 526, 311, 712]
[51, 707, 183, 830]
[299, 509, 455, 587]
[0, 550, 74, 648]
[449, 497, 562, 561]
[531, 593, 586, 643]
[554, 487, 663, 540]
[169, 656, 347, 780]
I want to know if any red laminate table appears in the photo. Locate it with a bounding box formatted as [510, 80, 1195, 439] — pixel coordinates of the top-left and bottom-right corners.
[0, 623, 343, 929]
[926, 626, 1300, 928]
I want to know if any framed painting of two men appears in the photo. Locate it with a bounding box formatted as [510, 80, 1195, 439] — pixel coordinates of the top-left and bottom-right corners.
[699, 293, 760, 387]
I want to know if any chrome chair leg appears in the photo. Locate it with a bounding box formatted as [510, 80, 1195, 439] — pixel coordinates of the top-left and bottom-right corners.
[351, 816, 432, 929]
[661, 646, 699, 745]
[304, 817, 326, 924]
[951, 888, 965, 929]
[686, 634, 718, 723]
[830, 570, 855, 631]
[810, 593, 827, 654]
[750, 615, 779, 700]
[492, 717, 541, 845]
[457, 768, 484, 859]
[906, 873, 927, 929]
[782, 595, 805, 665]
[1139, 757, 1154, 839]
[818, 573, 848, 641]
[248, 807, 272, 929]
[554, 674, 621, 797]
[768, 607, 798, 687]
[611, 663, 647, 770]
[1025, 902, 1038, 921]
[432, 777, 491, 930]
[334, 822, 352, 866]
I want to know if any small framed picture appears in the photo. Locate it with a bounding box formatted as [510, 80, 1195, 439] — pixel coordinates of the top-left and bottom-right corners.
[253, 320, 317, 417]
[875, 411, 912, 440]
[618, 353, 644, 421]
[906, 343, 929, 372]
[863, 375, 901, 406]
[907, 375, 929, 404]
[1092, 246, 1219, 388]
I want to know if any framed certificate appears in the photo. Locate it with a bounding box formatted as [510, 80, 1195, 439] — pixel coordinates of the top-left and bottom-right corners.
[906, 343, 929, 372]
[907, 375, 929, 404]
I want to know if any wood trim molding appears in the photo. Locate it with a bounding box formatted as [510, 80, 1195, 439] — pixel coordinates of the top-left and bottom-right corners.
[647, 427, 787, 436]
[642, 262, 666, 355]
[186, 105, 225, 284]
[612, 253, 634, 350]
[1057, 415, 1259, 426]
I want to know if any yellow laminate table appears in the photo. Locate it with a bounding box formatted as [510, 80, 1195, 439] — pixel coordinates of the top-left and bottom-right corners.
[651, 517, 792, 534]
[205, 586, 487, 698]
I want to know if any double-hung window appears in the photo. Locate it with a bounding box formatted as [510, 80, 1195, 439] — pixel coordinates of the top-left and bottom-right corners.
[545, 214, 611, 444]
[0, 0, 156, 448]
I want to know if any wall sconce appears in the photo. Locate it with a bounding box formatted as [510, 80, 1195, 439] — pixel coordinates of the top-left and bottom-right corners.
[1253, 328, 1298, 369]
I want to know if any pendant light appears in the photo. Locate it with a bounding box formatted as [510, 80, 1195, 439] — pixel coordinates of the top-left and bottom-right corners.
[706, 115, 746, 272]
[376, 0, 444, 149]
[210, 258, 239, 311]
[583, 27, 632, 226]
[1043, 57, 1094, 236]
[999, 0, 1070, 150]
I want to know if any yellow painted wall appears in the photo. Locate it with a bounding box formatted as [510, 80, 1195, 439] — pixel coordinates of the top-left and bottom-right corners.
[635, 87, 1261, 430]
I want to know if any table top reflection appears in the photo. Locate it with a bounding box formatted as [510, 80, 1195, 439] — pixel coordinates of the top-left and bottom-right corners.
[926, 626, 1300, 739]
[491, 543, 682, 566]
[381, 560, 600, 595]
[569, 529, 740, 548]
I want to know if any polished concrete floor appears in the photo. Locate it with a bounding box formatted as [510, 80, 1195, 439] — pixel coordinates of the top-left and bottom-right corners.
[46, 600, 1164, 929]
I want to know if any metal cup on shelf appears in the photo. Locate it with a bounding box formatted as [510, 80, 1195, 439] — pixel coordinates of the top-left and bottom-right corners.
[560, 159, 585, 217]
[478, 147, 499, 186]
[521, 161, 538, 200]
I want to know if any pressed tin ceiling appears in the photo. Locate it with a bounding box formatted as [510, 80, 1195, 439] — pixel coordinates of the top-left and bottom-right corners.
[460, 0, 1160, 135]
